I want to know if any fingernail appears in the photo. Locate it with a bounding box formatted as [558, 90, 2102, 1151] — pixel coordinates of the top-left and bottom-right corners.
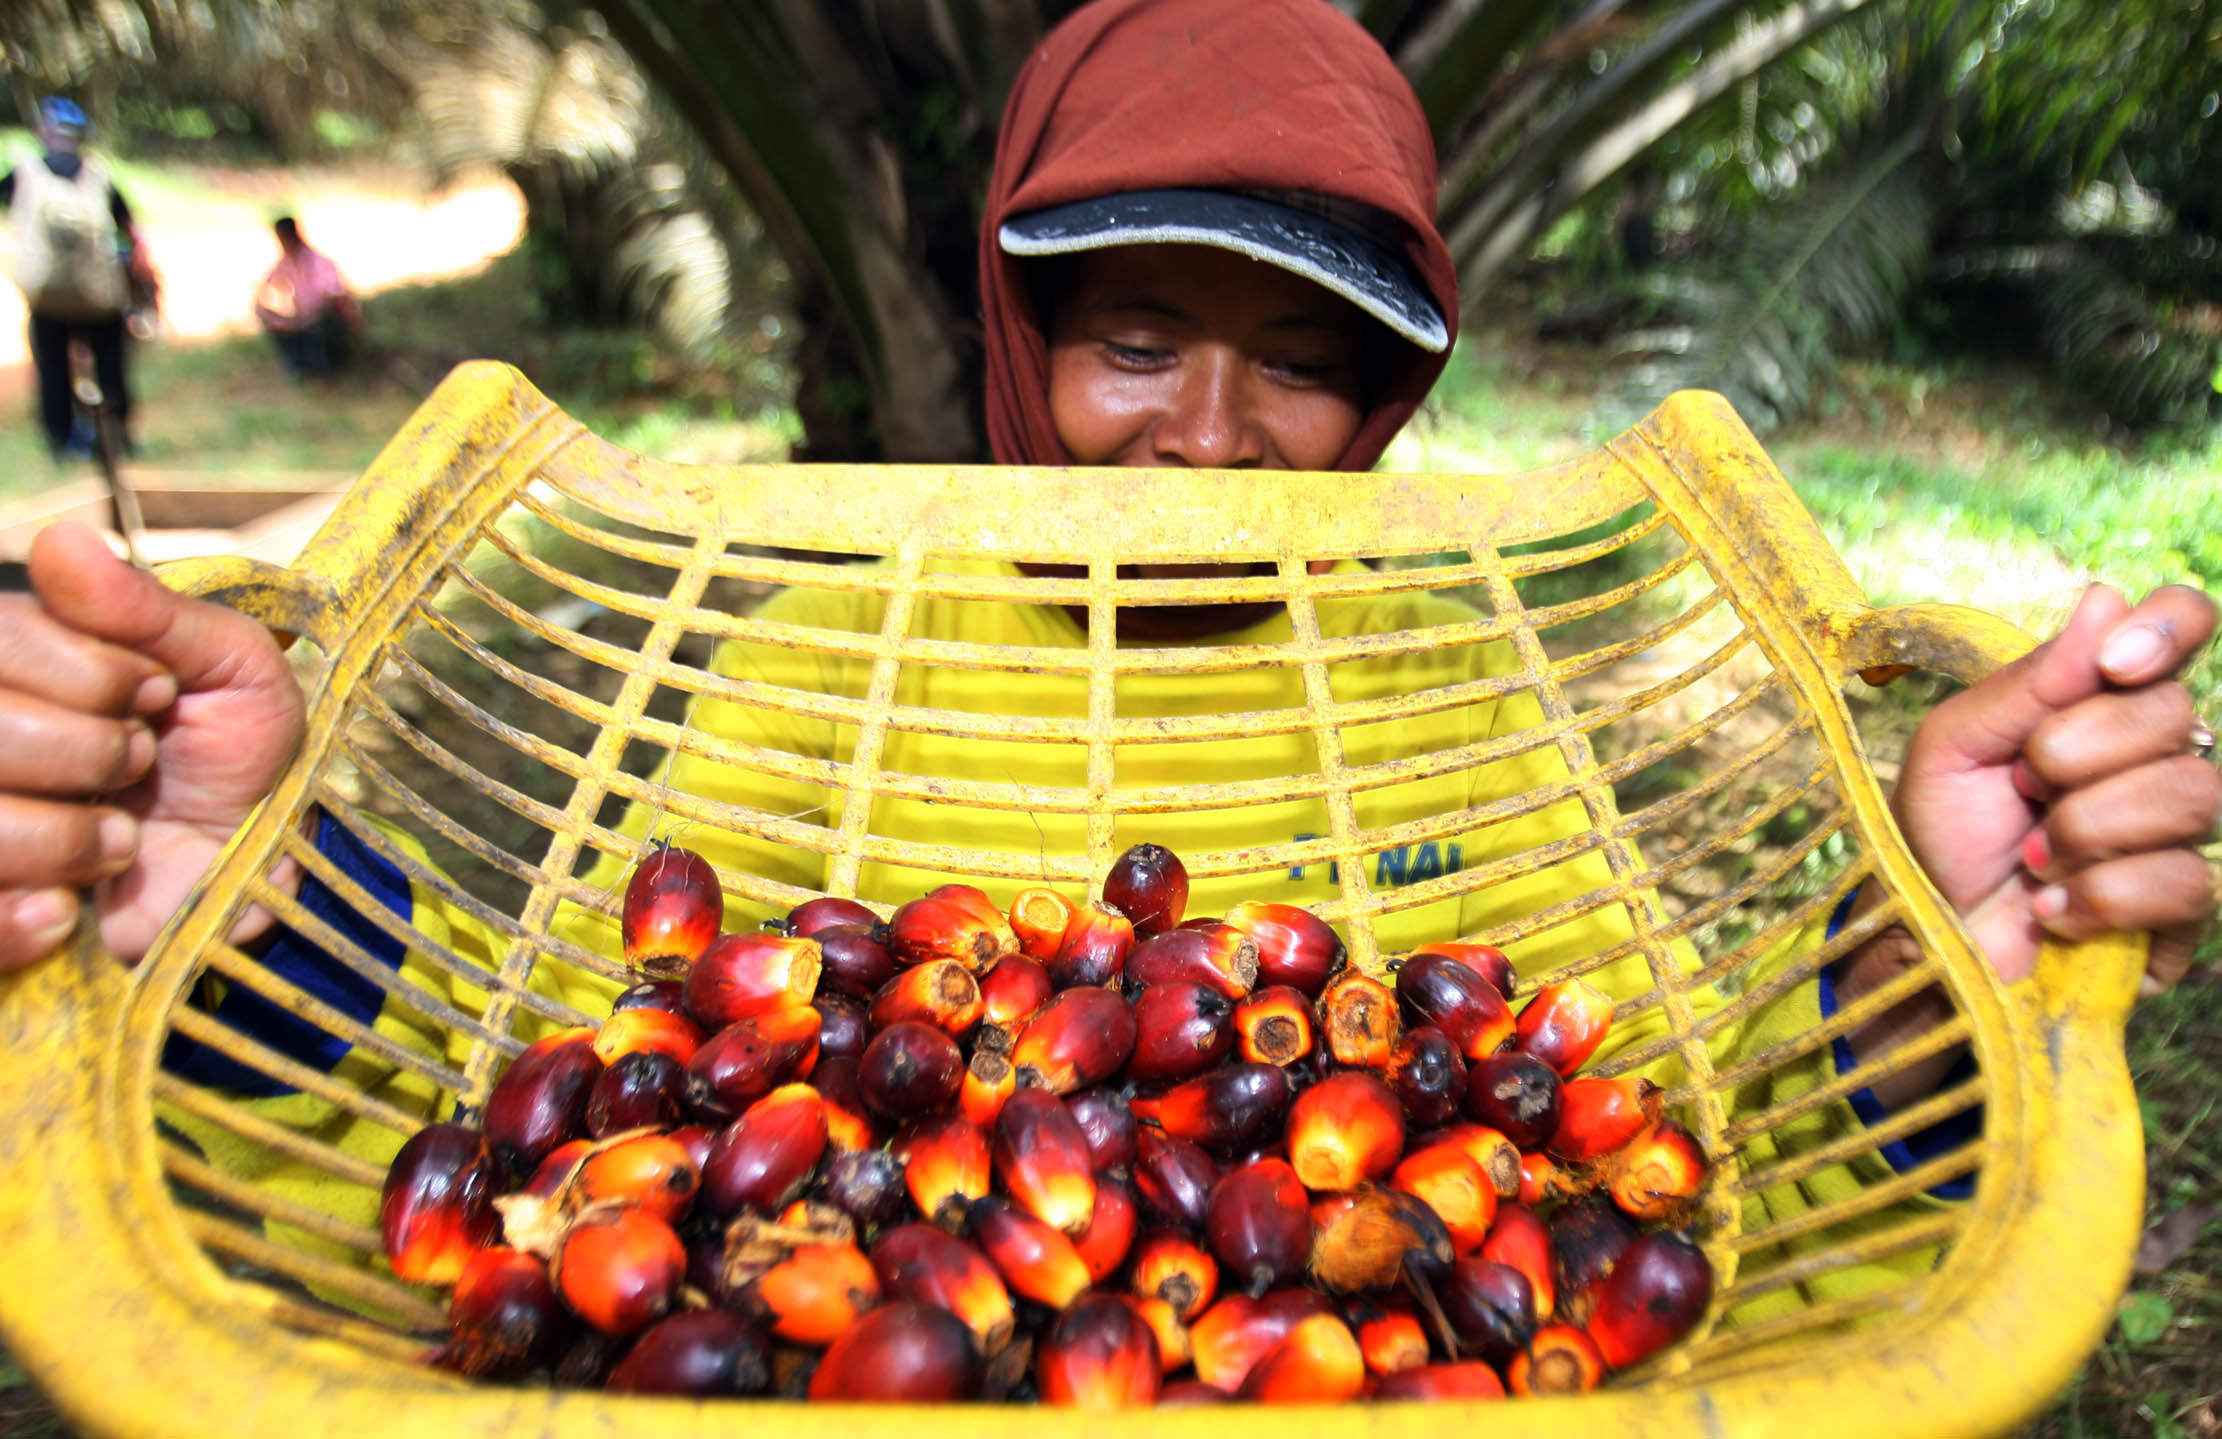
[2021, 829, 2051, 872]
[99, 811, 138, 865]
[2010, 759, 2049, 803]
[2099, 623, 2167, 679]
[2032, 884, 2069, 920]
[16, 889, 73, 946]
[125, 724, 155, 778]
[134, 672, 178, 714]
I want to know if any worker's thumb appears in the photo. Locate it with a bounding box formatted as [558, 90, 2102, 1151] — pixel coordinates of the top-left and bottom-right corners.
[27, 521, 278, 695]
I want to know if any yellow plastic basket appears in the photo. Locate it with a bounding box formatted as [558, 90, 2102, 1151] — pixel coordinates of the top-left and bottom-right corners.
[0, 362, 2147, 1438]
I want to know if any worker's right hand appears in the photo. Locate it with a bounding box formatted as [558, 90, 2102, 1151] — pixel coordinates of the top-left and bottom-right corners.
[0, 523, 306, 970]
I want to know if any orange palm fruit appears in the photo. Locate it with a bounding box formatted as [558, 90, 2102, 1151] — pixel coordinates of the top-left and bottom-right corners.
[1123, 1294, 1192, 1373]
[869, 1222, 1016, 1355]
[1205, 1157, 1313, 1297]
[1131, 1061, 1291, 1153]
[889, 883, 1019, 971]
[682, 932, 822, 1031]
[573, 1132, 702, 1225]
[1373, 1360, 1507, 1400]
[1049, 899, 1137, 988]
[867, 958, 984, 1035]
[966, 1195, 1094, 1308]
[1464, 1051, 1564, 1150]
[893, 1111, 991, 1229]
[621, 843, 721, 976]
[1606, 1119, 1709, 1225]
[1508, 1323, 1605, 1395]
[1513, 976, 1616, 1076]
[1012, 987, 1138, 1094]
[591, 1006, 705, 1068]
[1232, 985, 1316, 1066]
[1101, 842, 1189, 936]
[1406, 941, 1515, 1000]
[857, 1019, 965, 1118]
[808, 1299, 979, 1401]
[1305, 1185, 1454, 1296]
[1125, 924, 1259, 999]
[1009, 886, 1079, 961]
[1585, 1230, 1713, 1369]
[994, 1087, 1099, 1235]
[1393, 951, 1514, 1061]
[701, 1082, 826, 1218]
[1038, 1291, 1163, 1409]
[380, 1122, 501, 1284]
[979, 951, 1054, 1027]
[1517, 1150, 1564, 1206]
[1421, 1121, 1523, 1200]
[1127, 980, 1235, 1083]
[1074, 1175, 1141, 1282]
[1285, 1071, 1405, 1191]
[741, 1240, 882, 1346]
[440, 1245, 567, 1379]
[1236, 1312, 1365, 1402]
[1481, 1202, 1557, 1323]
[521, 1138, 594, 1200]
[1548, 1075, 1664, 1163]
[1351, 1303, 1430, 1376]
[1221, 900, 1346, 997]
[485, 1027, 602, 1169]
[961, 1049, 1019, 1128]
[1318, 970, 1399, 1069]
[555, 1208, 686, 1335]
[685, 1005, 821, 1122]
[1391, 1142, 1497, 1254]
[1132, 1229, 1219, 1322]
[1188, 1288, 1335, 1392]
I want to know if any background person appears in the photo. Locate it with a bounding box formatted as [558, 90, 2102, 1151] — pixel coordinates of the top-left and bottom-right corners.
[254, 215, 361, 377]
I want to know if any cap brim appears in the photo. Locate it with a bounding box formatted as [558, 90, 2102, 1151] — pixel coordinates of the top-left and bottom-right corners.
[999, 189, 1448, 354]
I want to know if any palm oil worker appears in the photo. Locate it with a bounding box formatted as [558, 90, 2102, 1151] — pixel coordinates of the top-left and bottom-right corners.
[0, 0, 2213, 1316]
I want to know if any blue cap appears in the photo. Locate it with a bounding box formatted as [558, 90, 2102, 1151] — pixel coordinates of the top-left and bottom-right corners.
[38, 97, 88, 134]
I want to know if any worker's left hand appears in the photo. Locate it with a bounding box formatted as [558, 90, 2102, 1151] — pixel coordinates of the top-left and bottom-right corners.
[1888, 583, 2219, 991]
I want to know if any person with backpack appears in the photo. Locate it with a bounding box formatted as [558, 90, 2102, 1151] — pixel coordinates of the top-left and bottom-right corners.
[2, 97, 140, 461]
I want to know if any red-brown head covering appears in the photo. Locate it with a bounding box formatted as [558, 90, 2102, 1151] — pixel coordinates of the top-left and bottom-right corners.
[980, 0, 1459, 469]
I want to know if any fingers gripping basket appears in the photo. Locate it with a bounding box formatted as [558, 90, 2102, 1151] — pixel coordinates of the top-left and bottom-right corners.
[0, 362, 2145, 1437]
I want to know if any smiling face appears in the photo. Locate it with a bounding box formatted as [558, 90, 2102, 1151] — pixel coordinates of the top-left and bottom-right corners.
[1045, 243, 1377, 471]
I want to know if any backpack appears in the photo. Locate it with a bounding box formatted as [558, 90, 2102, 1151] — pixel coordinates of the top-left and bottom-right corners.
[12, 157, 125, 320]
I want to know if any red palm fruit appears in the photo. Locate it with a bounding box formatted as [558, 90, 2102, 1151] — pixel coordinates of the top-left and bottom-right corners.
[1386, 1024, 1468, 1127]
[441, 1246, 567, 1379]
[994, 1088, 1099, 1234]
[485, 1027, 602, 1168]
[1393, 951, 1514, 1061]
[1607, 1119, 1709, 1225]
[1352, 1304, 1429, 1376]
[1285, 1072, 1405, 1192]
[857, 1019, 964, 1118]
[682, 932, 822, 1031]
[1422, 1122, 1523, 1200]
[808, 1299, 979, 1401]
[889, 884, 1018, 971]
[1125, 925, 1258, 999]
[979, 951, 1053, 1027]
[556, 1208, 686, 1335]
[1074, 1176, 1140, 1282]
[1132, 1229, 1219, 1321]
[1046, 899, 1136, 988]
[1513, 977, 1616, 1076]
[1442, 1256, 1538, 1365]
[1464, 1051, 1564, 1150]
[685, 1006, 821, 1121]
[574, 1133, 702, 1225]
[1550, 1193, 1638, 1325]
[1392, 1143, 1497, 1254]
[961, 1049, 1018, 1128]
[1123, 1294, 1191, 1373]
[1102, 842, 1189, 936]
[811, 993, 870, 1061]
[805, 1055, 880, 1152]
[1481, 1202, 1557, 1323]
[1135, 1062, 1292, 1153]
[1549, 1075, 1664, 1163]
[1126, 980, 1234, 1083]
[1233, 985, 1315, 1066]
[702, 1083, 827, 1217]
[1407, 941, 1515, 1000]
[605, 1308, 771, 1395]
[867, 959, 984, 1036]
[667, 1123, 715, 1178]
[1319, 970, 1399, 1069]
[592, 1006, 704, 1067]
[814, 1146, 909, 1228]
[1205, 1158, 1313, 1297]
[1237, 1313, 1365, 1403]
[1012, 987, 1138, 1094]
[1067, 1088, 1139, 1171]
[742, 1241, 883, 1346]
[1188, 1288, 1336, 1391]
[1517, 1152, 1558, 1205]
[1305, 1186, 1455, 1296]
[585, 1050, 689, 1139]
[1222, 900, 1346, 997]
[1039, 1291, 1163, 1409]
[1159, 1379, 1231, 1406]
[814, 923, 898, 1001]
[612, 977, 686, 1014]
[1585, 1230, 1713, 1369]
[622, 843, 722, 976]
[1133, 1127, 1222, 1231]
[1009, 886, 1080, 961]
[893, 1111, 991, 1228]
[551, 1330, 625, 1389]
[381, 1122, 501, 1283]
[785, 896, 880, 938]
[1508, 1324, 1604, 1395]
[1374, 1361, 1507, 1400]
[966, 1195, 1094, 1308]
[523, 1137, 594, 1200]
[870, 1222, 1017, 1355]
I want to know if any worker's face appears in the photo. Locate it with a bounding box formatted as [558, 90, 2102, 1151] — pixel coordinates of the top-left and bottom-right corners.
[37, 123, 80, 157]
[1046, 244, 1372, 471]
